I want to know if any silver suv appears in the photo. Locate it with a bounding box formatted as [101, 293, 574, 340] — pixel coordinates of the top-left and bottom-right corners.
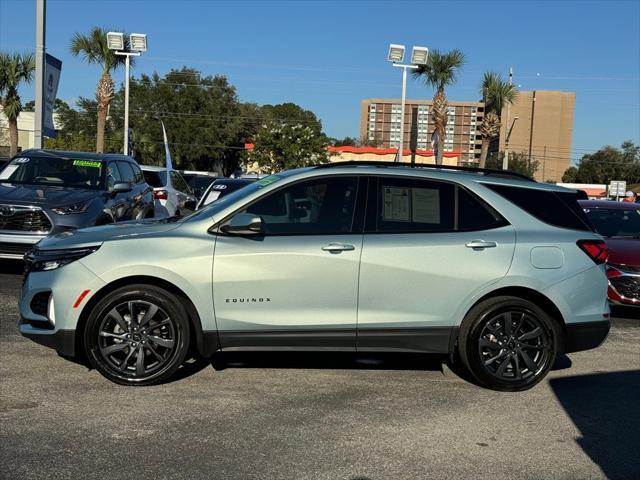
[19, 162, 610, 391]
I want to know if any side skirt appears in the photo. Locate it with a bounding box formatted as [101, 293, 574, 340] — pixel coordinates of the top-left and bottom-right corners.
[217, 327, 455, 354]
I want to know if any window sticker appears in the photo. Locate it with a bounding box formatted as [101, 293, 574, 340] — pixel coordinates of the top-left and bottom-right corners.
[72, 160, 102, 168]
[256, 175, 281, 187]
[14, 157, 30, 163]
[412, 188, 440, 223]
[212, 184, 228, 190]
[204, 190, 222, 205]
[383, 187, 410, 221]
[0, 164, 19, 179]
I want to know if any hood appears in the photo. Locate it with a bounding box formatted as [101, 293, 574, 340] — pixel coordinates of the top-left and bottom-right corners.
[606, 238, 640, 267]
[36, 218, 183, 250]
[0, 183, 100, 207]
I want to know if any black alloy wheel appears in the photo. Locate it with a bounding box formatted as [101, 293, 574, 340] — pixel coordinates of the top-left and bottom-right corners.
[459, 296, 559, 392]
[85, 285, 190, 386]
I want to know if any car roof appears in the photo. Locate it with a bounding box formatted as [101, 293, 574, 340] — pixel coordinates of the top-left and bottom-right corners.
[18, 149, 134, 162]
[579, 200, 639, 210]
[285, 163, 574, 193]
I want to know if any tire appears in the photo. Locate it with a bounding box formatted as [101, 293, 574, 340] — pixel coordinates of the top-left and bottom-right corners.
[458, 296, 559, 392]
[84, 284, 191, 386]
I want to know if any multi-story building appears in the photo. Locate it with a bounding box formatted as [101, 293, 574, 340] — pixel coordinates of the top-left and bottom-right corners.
[499, 90, 575, 182]
[359, 98, 485, 164]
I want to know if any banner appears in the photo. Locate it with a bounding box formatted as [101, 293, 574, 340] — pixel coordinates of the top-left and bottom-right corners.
[43, 53, 62, 138]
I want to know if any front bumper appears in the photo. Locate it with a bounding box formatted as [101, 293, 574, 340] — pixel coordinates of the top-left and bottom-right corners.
[607, 265, 640, 306]
[19, 322, 76, 356]
[19, 259, 105, 356]
[564, 320, 611, 353]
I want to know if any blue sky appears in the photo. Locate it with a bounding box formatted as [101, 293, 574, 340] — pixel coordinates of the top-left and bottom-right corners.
[1, 0, 639, 163]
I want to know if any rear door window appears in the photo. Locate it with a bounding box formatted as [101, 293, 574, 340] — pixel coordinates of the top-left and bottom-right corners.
[143, 170, 167, 188]
[116, 161, 135, 184]
[170, 171, 192, 194]
[373, 177, 455, 233]
[457, 187, 507, 231]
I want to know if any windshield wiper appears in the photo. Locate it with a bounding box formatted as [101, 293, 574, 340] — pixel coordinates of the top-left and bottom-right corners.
[609, 235, 640, 239]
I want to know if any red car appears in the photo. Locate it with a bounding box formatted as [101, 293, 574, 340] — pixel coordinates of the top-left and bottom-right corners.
[580, 200, 640, 306]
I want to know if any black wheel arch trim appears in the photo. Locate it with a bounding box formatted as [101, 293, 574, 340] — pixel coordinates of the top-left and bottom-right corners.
[77, 275, 219, 359]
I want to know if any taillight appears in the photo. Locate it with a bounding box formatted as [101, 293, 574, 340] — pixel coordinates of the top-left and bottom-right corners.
[606, 266, 622, 279]
[577, 240, 608, 265]
[153, 190, 168, 200]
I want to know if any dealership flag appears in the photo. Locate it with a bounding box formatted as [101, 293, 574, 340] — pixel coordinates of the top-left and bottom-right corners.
[43, 54, 62, 138]
[161, 121, 173, 171]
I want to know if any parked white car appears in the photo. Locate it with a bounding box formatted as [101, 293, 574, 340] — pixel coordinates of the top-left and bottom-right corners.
[140, 165, 196, 218]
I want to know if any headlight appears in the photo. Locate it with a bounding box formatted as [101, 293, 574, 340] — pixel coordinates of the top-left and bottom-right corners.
[51, 200, 91, 215]
[24, 246, 100, 272]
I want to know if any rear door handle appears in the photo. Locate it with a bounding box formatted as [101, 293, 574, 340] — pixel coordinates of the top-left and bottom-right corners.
[322, 243, 355, 253]
[465, 240, 497, 249]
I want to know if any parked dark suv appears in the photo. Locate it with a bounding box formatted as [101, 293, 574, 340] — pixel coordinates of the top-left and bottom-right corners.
[0, 149, 154, 259]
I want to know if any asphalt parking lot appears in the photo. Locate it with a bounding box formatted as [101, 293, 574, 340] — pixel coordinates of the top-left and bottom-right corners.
[1, 260, 639, 480]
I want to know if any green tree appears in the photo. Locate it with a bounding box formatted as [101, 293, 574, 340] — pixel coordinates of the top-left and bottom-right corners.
[562, 166, 578, 183]
[478, 71, 518, 168]
[413, 49, 465, 165]
[332, 136, 358, 147]
[70, 26, 129, 153]
[486, 151, 539, 178]
[247, 122, 331, 173]
[563, 142, 640, 184]
[0, 52, 35, 156]
[261, 102, 323, 134]
[111, 68, 247, 174]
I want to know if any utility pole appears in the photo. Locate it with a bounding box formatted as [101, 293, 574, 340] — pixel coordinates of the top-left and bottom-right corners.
[33, 0, 46, 149]
[542, 145, 546, 181]
[502, 66, 513, 170]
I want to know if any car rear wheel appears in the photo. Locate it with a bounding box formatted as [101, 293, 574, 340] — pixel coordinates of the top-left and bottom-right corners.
[458, 296, 559, 392]
[84, 284, 190, 386]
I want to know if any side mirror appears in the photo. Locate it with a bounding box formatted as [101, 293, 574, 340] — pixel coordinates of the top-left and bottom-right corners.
[220, 213, 263, 236]
[112, 182, 132, 194]
[185, 198, 197, 211]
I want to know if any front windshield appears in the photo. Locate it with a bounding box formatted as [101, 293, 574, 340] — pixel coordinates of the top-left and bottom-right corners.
[183, 174, 284, 222]
[0, 155, 104, 189]
[584, 207, 640, 238]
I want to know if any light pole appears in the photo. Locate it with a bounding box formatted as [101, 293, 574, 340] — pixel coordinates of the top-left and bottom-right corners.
[387, 44, 428, 163]
[502, 116, 519, 170]
[107, 32, 147, 156]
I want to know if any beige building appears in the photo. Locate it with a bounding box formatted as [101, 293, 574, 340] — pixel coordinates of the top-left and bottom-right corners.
[360, 98, 484, 164]
[499, 90, 575, 182]
[0, 110, 61, 155]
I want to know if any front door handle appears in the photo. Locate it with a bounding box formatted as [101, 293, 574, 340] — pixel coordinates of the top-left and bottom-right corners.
[465, 240, 497, 249]
[321, 243, 355, 253]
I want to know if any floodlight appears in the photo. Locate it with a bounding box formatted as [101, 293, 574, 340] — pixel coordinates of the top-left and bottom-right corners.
[387, 44, 405, 63]
[130, 33, 148, 52]
[411, 46, 429, 66]
[106, 32, 124, 51]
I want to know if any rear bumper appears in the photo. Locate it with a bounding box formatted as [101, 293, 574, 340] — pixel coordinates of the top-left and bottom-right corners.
[564, 320, 611, 353]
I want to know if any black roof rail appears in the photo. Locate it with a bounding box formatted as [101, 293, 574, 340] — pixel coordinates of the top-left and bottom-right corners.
[314, 160, 535, 182]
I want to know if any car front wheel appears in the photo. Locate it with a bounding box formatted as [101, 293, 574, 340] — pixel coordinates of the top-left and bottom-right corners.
[458, 296, 559, 392]
[84, 284, 190, 386]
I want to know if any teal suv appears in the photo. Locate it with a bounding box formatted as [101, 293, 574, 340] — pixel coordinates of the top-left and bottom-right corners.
[20, 162, 610, 391]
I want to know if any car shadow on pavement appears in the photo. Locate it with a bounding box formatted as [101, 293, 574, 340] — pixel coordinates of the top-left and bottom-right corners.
[211, 351, 446, 373]
[0, 259, 24, 276]
[550, 370, 640, 480]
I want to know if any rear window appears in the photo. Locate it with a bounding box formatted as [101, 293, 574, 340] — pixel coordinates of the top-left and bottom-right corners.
[485, 184, 593, 232]
[143, 170, 167, 188]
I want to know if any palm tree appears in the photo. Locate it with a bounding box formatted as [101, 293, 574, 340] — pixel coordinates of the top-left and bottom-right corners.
[413, 49, 465, 165]
[0, 52, 35, 156]
[70, 27, 129, 153]
[478, 71, 518, 168]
